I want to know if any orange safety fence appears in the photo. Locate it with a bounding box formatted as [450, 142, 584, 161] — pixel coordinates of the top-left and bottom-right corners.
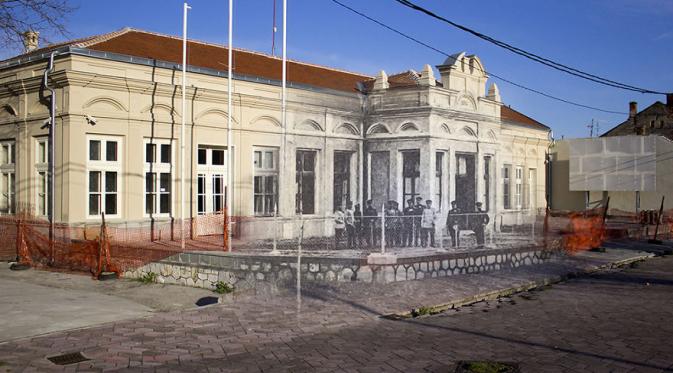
[0, 212, 232, 278]
[543, 207, 606, 254]
[542, 206, 673, 255]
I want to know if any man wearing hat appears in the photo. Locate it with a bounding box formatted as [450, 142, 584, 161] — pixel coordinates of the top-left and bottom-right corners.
[413, 196, 424, 246]
[363, 199, 378, 246]
[420, 199, 438, 247]
[446, 200, 462, 247]
[471, 201, 490, 246]
[403, 199, 416, 247]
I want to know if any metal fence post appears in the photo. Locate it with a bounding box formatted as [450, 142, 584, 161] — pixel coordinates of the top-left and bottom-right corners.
[490, 213, 495, 246]
[438, 219, 444, 251]
[381, 203, 386, 254]
[271, 204, 279, 254]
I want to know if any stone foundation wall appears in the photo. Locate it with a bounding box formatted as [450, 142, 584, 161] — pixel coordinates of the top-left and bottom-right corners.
[123, 248, 555, 290]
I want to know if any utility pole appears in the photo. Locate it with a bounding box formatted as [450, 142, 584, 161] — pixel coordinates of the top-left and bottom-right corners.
[587, 119, 595, 137]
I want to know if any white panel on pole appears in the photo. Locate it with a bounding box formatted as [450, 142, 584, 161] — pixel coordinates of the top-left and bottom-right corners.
[568, 136, 657, 192]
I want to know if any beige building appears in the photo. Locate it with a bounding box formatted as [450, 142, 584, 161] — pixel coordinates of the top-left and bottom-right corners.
[0, 28, 550, 239]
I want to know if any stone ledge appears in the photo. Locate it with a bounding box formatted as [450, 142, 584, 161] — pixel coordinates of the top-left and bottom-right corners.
[367, 253, 398, 265]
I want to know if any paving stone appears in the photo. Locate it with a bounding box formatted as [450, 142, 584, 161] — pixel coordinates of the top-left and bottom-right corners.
[0, 248, 666, 372]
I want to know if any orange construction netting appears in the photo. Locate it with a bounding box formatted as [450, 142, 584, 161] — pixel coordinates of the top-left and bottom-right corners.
[542, 207, 605, 254]
[1, 211, 232, 278]
[542, 206, 673, 254]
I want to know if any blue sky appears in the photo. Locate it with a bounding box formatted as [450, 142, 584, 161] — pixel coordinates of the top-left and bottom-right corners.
[11, 0, 673, 139]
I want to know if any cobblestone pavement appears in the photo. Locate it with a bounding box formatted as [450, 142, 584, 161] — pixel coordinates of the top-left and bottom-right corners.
[1, 250, 671, 372]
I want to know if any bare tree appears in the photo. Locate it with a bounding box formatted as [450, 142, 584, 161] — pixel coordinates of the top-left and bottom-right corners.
[0, 0, 75, 51]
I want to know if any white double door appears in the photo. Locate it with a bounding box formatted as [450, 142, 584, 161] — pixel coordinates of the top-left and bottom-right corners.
[197, 172, 227, 215]
[195, 147, 229, 235]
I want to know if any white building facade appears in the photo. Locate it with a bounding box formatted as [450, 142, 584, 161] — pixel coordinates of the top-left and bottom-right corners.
[0, 29, 550, 241]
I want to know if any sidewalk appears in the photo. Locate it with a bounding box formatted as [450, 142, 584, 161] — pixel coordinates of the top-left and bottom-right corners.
[0, 246, 656, 372]
[0, 265, 217, 342]
[298, 247, 655, 316]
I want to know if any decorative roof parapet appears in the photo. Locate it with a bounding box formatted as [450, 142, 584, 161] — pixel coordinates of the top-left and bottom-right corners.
[419, 64, 436, 87]
[373, 70, 389, 90]
[487, 82, 501, 102]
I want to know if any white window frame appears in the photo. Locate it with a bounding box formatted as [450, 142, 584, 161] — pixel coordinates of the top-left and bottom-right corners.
[253, 147, 278, 216]
[144, 138, 174, 217]
[528, 168, 536, 211]
[35, 138, 48, 216]
[197, 173, 206, 216]
[515, 166, 523, 210]
[295, 149, 318, 215]
[0, 140, 16, 215]
[196, 145, 229, 215]
[435, 151, 445, 212]
[86, 135, 122, 219]
[502, 164, 511, 210]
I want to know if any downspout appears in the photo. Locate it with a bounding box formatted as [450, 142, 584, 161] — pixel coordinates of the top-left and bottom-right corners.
[357, 82, 367, 213]
[523, 137, 529, 212]
[476, 121, 480, 208]
[545, 130, 554, 210]
[43, 52, 56, 264]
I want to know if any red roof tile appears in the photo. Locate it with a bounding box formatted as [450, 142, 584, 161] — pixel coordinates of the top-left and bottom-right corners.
[3, 28, 549, 131]
[89, 29, 370, 93]
[4, 28, 371, 93]
[501, 105, 549, 130]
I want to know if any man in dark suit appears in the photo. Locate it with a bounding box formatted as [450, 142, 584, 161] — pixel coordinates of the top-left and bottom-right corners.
[413, 196, 424, 246]
[446, 200, 462, 247]
[471, 202, 490, 246]
[363, 200, 378, 247]
[402, 199, 415, 247]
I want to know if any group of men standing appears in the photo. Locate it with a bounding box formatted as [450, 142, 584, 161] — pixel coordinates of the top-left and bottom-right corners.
[333, 197, 490, 250]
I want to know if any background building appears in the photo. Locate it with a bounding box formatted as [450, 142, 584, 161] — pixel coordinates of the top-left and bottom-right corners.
[0, 28, 550, 240]
[549, 98, 673, 213]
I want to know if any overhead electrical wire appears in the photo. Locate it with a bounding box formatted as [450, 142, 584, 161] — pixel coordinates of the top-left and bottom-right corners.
[393, 0, 667, 95]
[330, 0, 628, 115]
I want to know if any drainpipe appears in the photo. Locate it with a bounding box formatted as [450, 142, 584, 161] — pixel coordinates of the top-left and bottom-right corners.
[43, 52, 56, 264]
[545, 131, 554, 210]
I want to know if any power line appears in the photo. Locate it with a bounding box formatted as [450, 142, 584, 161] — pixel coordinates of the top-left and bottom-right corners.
[330, 0, 628, 115]
[394, 0, 668, 95]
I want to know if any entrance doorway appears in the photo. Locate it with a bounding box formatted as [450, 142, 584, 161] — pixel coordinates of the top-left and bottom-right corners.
[455, 153, 476, 212]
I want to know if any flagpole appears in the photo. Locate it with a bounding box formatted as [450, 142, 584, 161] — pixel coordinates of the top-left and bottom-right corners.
[181, 2, 190, 250]
[227, 0, 233, 252]
[280, 0, 287, 228]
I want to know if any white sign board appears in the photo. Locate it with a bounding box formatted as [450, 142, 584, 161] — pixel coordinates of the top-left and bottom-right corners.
[568, 136, 656, 192]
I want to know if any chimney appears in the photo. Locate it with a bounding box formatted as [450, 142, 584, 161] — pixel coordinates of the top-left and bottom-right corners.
[629, 101, 637, 119]
[22, 30, 39, 52]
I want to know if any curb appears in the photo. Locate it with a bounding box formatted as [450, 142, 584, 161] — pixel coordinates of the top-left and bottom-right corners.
[382, 251, 654, 320]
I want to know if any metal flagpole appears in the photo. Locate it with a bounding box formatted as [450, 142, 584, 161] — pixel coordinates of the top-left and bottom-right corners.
[282, 0, 300, 312]
[227, 0, 233, 252]
[279, 0, 287, 246]
[181, 2, 191, 250]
